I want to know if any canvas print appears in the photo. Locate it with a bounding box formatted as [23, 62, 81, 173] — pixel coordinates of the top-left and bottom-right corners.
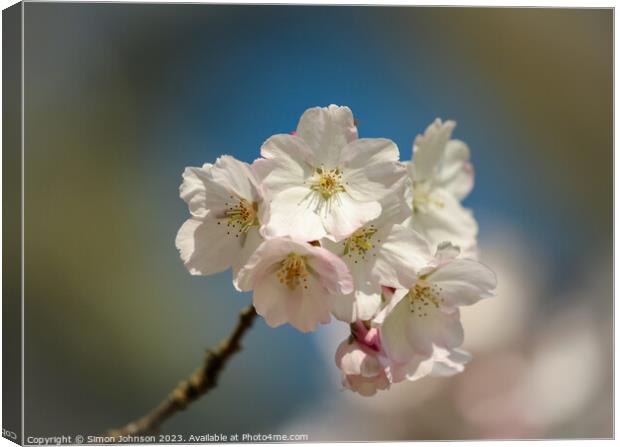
[2, 2, 613, 444]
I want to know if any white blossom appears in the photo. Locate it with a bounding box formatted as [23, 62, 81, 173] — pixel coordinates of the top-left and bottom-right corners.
[377, 242, 497, 361]
[261, 105, 406, 242]
[234, 238, 353, 332]
[403, 119, 478, 257]
[175, 156, 267, 277]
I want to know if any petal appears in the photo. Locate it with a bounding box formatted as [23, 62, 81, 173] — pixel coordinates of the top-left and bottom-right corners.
[232, 227, 264, 277]
[261, 134, 315, 194]
[240, 241, 333, 332]
[306, 245, 354, 295]
[209, 155, 261, 202]
[388, 354, 430, 383]
[342, 138, 406, 201]
[373, 288, 409, 326]
[286, 274, 333, 332]
[405, 188, 478, 256]
[353, 284, 383, 321]
[234, 238, 314, 291]
[253, 272, 303, 329]
[340, 137, 400, 165]
[411, 119, 456, 181]
[429, 347, 472, 377]
[296, 105, 357, 168]
[372, 224, 433, 289]
[433, 139, 474, 200]
[331, 279, 382, 323]
[335, 339, 363, 375]
[379, 298, 418, 363]
[321, 193, 381, 242]
[372, 186, 411, 228]
[403, 305, 464, 357]
[262, 186, 327, 241]
[250, 157, 274, 182]
[344, 373, 390, 396]
[179, 164, 215, 218]
[335, 339, 382, 377]
[434, 241, 461, 264]
[250, 158, 276, 202]
[175, 217, 241, 276]
[427, 258, 497, 307]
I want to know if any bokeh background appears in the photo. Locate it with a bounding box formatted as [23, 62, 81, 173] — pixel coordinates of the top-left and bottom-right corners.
[21, 3, 612, 441]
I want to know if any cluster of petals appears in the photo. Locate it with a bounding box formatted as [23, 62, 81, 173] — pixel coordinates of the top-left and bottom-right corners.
[176, 105, 497, 395]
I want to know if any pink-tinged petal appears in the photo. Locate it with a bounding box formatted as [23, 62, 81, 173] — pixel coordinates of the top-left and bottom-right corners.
[411, 118, 456, 181]
[404, 304, 464, 357]
[253, 272, 302, 329]
[322, 193, 381, 242]
[372, 224, 433, 289]
[306, 245, 353, 295]
[234, 238, 314, 291]
[261, 187, 327, 241]
[175, 217, 241, 276]
[344, 373, 390, 396]
[336, 339, 383, 377]
[381, 286, 396, 301]
[335, 340, 365, 376]
[429, 347, 471, 377]
[286, 274, 333, 332]
[236, 238, 335, 332]
[434, 139, 474, 200]
[427, 258, 497, 307]
[179, 164, 214, 218]
[296, 105, 357, 169]
[335, 338, 390, 396]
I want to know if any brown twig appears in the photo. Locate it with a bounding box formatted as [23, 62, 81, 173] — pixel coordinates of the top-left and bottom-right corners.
[106, 305, 258, 439]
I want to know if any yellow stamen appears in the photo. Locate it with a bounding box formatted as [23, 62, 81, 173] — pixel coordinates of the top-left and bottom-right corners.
[407, 279, 443, 317]
[343, 225, 379, 262]
[218, 197, 259, 237]
[276, 253, 310, 290]
[309, 167, 346, 200]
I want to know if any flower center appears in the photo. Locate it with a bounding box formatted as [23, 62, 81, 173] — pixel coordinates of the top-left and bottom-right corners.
[407, 279, 444, 317]
[276, 253, 309, 290]
[219, 197, 259, 237]
[412, 181, 444, 214]
[343, 225, 379, 262]
[309, 167, 346, 200]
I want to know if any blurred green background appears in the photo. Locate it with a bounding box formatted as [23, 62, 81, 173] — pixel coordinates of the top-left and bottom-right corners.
[21, 4, 611, 440]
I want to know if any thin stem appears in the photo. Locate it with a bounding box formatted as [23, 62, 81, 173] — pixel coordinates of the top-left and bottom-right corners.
[106, 305, 258, 439]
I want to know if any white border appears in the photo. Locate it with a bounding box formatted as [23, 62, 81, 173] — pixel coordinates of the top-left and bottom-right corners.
[0, 2, 616, 447]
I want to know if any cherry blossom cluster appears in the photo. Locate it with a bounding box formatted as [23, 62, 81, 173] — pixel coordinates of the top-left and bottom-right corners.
[176, 105, 497, 396]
